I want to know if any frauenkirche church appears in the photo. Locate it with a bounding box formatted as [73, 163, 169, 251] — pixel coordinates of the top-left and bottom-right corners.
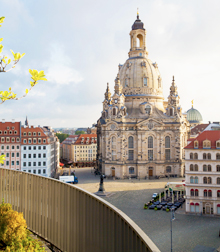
[97, 13, 190, 179]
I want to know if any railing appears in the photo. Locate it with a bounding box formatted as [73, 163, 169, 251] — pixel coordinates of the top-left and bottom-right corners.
[0, 168, 160, 252]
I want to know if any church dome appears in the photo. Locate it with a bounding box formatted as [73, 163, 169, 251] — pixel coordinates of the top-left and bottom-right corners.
[118, 15, 163, 100]
[187, 107, 203, 123]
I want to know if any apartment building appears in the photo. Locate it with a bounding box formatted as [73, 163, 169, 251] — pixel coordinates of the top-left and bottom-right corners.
[73, 134, 97, 164]
[21, 125, 59, 177]
[185, 130, 220, 215]
[0, 120, 21, 170]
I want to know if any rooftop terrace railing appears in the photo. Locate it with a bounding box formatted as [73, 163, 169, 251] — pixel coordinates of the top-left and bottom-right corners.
[0, 168, 160, 252]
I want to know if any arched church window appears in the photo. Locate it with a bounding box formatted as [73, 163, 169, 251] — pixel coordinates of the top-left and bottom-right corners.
[125, 79, 128, 87]
[143, 77, 147, 87]
[148, 136, 153, 148]
[145, 105, 151, 114]
[111, 136, 116, 149]
[128, 136, 133, 148]
[170, 108, 173, 116]
[102, 112, 106, 118]
[165, 136, 170, 160]
[165, 136, 170, 148]
[113, 108, 116, 116]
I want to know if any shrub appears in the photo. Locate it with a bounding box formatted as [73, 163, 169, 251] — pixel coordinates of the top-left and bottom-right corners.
[154, 207, 157, 211]
[166, 208, 170, 212]
[0, 199, 45, 251]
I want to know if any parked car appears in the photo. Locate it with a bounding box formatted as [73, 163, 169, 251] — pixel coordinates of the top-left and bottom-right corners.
[152, 193, 158, 199]
[149, 204, 156, 209]
[156, 205, 162, 210]
[162, 205, 170, 211]
[154, 201, 160, 205]
[160, 201, 167, 206]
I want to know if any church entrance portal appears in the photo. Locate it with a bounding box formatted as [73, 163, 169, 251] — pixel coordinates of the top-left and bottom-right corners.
[149, 167, 153, 177]
[111, 167, 115, 177]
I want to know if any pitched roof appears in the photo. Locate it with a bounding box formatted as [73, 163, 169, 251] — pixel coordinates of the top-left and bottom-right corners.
[74, 134, 97, 145]
[185, 130, 220, 149]
[190, 124, 209, 136]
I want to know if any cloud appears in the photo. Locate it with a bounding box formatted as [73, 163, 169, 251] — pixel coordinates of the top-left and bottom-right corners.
[45, 43, 83, 86]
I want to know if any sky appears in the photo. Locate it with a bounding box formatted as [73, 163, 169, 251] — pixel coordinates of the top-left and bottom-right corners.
[1, 0, 220, 128]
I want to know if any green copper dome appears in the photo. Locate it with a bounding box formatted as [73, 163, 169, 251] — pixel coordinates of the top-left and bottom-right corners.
[186, 107, 203, 123]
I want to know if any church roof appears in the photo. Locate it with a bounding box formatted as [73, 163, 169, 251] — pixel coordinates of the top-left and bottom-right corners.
[132, 14, 145, 30]
[186, 107, 203, 123]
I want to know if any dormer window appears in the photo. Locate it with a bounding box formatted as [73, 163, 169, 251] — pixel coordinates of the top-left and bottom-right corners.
[143, 77, 147, 87]
[28, 132, 31, 136]
[203, 140, 211, 149]
[23, 132, 26, 136]
[194, 140, 198, 149]
[216, 140, 220, 149]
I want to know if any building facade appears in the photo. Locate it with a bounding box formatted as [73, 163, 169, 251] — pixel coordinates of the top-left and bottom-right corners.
[0, 121, 21, 170]
[97, 14, 190, 178]
[185, 130, 220, 215]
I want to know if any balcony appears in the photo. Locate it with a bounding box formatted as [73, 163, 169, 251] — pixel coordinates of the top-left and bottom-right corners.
[0, 168, 159, 252]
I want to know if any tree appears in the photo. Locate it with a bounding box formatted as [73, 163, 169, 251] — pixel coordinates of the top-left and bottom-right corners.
[0, 16, 47, 164]
[56, 133, 69, 143]
[75, 130, 85, 135]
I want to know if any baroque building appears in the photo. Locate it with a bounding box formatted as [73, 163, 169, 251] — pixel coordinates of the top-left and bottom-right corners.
[97, 14, 190, 178]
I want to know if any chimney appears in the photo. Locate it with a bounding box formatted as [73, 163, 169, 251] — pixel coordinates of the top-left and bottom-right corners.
[2, 119, 5, 123]
[12, 119, 15, 123]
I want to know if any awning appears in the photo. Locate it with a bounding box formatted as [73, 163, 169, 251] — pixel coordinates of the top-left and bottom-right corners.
[195, 203, 199, 206]
[190, 202, 194, 205]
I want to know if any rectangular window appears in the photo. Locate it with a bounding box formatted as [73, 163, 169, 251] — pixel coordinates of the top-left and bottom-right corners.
[1, 146, 4, 150]
[190, 205, 195, 212]
[43, 162, 46, 166]
[28, 138, 32, 144]
[23, 139, 27, 144]
[43, 146, 46, 150]
[6, 153, 9, 157]
[43, 153, 46, 158]
[23, 146, 26, 150]
[195, 205, 199, 213]
[12, 153, 14, 157]
[6, 137, 10, 142]
[6, 161, 9, 166]
[12, 145, 15, 149]
[11, 161, 14, 166]
[38, 169, 41, 174]
[38, 153, 41, 158]
[148, 150, 153, 160]
[1, 137, 4, 142]
[33, 138, 37, 144]
[28, 170, 31, 173]
[6, 146, 9, 150]
[38, 162, 41, 166]
[128, 150, 134, 160]
[33, 170, 36, 174]
[33, 154, 36, 158]
[38, 139, 41, 144]
[16, 153, 19, 157]
[43, 169, 46, 174]
[28, 154, 31, 158]
[23, 154, 26, 158]
[16, 138, 19, 142]
[23, 162, 26, 167]
[165, 149, 170, 160]
[11, 138, 15, 142]
[16, 145, 19, 149]
[33, 162, 36, 167]
[29, 146, 31, 150]
[38, 146, 41, 150]
[16, 161, 19, 165]
[28, 162, 31, 166]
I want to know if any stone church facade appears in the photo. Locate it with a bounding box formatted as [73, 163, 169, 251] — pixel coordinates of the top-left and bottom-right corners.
[97, 14, 190, 179]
